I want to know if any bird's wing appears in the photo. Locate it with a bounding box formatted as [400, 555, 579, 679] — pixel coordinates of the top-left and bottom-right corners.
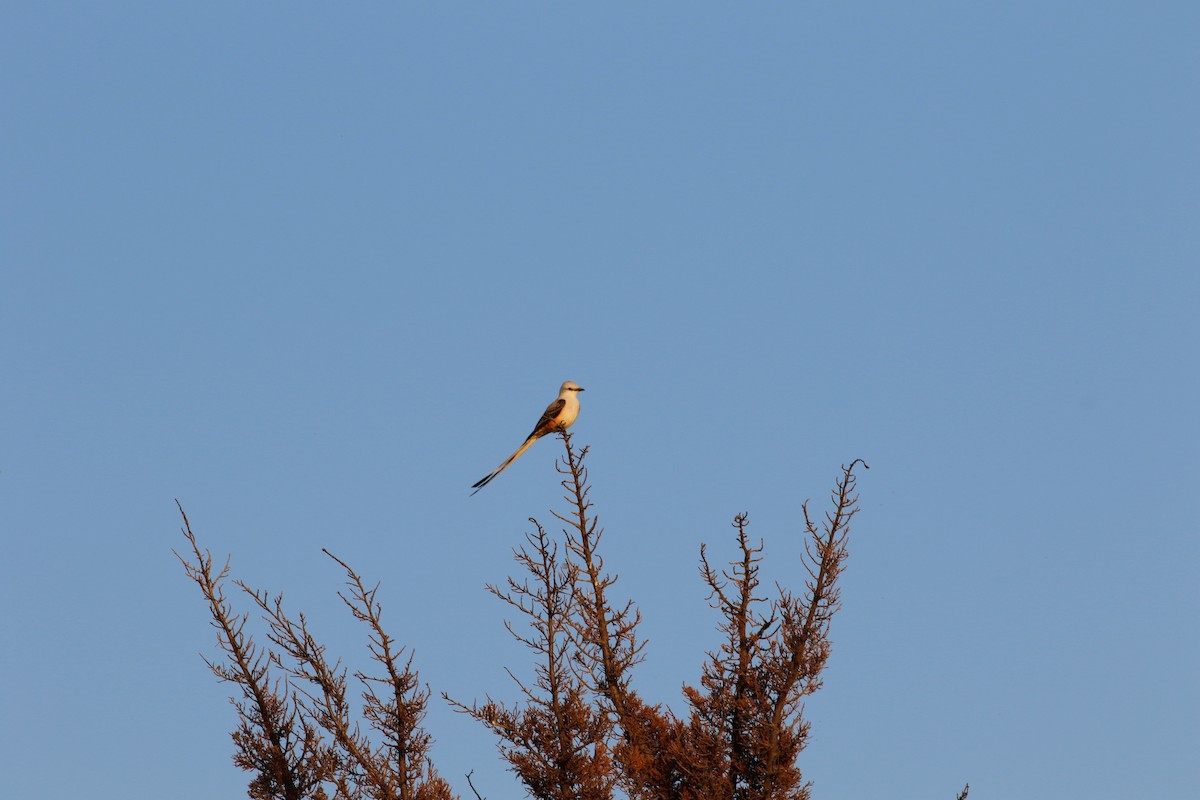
[527, 397, 566, 438]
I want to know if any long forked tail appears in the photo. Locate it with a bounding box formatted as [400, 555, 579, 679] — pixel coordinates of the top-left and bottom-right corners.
[471, 436, 538, 495]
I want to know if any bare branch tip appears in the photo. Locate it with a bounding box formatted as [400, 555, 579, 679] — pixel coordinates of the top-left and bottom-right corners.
[466, 769, 486, 800]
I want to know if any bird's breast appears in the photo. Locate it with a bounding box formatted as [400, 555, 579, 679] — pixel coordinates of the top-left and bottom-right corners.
[559, 400, 580, 428]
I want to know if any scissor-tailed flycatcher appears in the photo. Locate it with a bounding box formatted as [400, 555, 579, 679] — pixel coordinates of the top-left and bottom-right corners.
[471, 380, 585, 495]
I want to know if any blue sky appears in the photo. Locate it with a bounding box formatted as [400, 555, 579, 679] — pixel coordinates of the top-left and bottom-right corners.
[2, 3, 1197, 798]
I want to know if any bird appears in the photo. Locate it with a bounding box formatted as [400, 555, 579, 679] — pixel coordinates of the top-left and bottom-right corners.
[471, 380, 585, 495]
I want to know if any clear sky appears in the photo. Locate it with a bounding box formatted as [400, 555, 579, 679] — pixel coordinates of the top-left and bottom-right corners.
[2, 3, 1197, 798]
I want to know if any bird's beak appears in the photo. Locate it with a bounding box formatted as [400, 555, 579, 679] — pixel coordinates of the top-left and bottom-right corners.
[578, 387, 585, 392]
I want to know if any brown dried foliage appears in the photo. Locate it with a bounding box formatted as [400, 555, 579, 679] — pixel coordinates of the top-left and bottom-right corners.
[175, 503, 454, 800]
[180, 434, 963, 799]
[447, 434, 869, 800]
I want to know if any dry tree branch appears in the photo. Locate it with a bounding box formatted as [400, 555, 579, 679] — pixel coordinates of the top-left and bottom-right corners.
[447, 519, 614, 800]
[465, 771, 486, 800]
[237, 555, 454, 800]
[174, 501, 333, 800]
[552, 431, 645, 700]
[240, 582, 390, 797]
[550, 431, 689, 800]
[178, 504, 455, 800]
[322, 549, 455, 800]
[687, 514, 783, 800]
[757, 459, 868, 799]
